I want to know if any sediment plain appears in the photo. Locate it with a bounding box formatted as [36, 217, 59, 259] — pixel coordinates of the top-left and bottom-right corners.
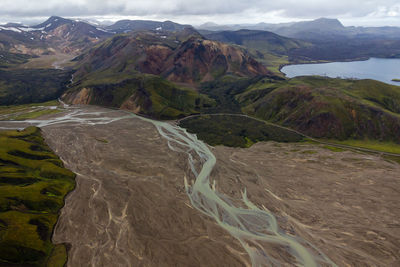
[40, 107, 248, 266]
[1, 105, 399, 266]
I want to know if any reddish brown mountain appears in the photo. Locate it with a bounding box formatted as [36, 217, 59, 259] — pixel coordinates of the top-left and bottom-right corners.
[73, 31, 270, 84]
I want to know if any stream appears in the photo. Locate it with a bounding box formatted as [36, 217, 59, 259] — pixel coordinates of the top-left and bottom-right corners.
[0, 105, 337, 266]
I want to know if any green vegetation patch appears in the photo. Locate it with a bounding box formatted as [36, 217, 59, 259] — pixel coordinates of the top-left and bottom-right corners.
[322, 145, 345, 152]
[301, 150, 317, 154]
[327, 139, 400, 155]
[46, 244, 68, 267]
[0, 126, 75, 266]
[0, 69, 71, 105]
[94, 137, 109, 143]
[68, 73, 215, 120]
[237, 76, 400, 143]
[12, 108, 62, 121]
[0, 101, 61, 121]
[179, 114, 304, 148]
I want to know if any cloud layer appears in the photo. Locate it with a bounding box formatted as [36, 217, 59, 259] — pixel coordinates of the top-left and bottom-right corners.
[0, 0, 399, 26]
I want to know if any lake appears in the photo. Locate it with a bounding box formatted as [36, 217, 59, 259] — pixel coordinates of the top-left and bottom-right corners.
[281, 58, 400, 86]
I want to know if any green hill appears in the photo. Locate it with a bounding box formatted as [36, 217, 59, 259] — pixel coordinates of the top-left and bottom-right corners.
[237, 76, 400, 142]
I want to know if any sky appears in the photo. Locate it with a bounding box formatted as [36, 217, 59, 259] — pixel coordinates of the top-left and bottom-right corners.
[0, 0, 399, 27]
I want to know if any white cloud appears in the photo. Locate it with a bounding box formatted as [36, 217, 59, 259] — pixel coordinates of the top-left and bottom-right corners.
[0, 0, 399, 26]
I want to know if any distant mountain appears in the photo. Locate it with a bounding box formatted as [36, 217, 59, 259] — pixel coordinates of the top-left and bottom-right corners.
[203, 29, 311, 56]
[199, 22, 219, 29]
[265, 18, 400, 42]
[33, 16, 77, 31]
[200, 19, 400, 61]
[288, 38, 400, 61]
[285, 18, 344, 31]
[198, 18, 400, 41]
[106, 20, 193, 34]
[272, 18, 346, 40]
[0, 16, 112, 55]
[198, 18, 340, 32]
[32, 16, 112, 53]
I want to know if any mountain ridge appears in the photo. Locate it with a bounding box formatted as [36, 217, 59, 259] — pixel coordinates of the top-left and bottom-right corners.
[0, 16, 112, 56]
[106, 19, 193, 34]
[198, 17, 400, 41]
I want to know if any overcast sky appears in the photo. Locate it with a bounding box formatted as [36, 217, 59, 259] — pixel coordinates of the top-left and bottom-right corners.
[0, 0, 399, 27]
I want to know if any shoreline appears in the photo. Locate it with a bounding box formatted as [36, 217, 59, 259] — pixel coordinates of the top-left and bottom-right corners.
[278, 57, 371, 73]
[278, 57, 400, 86]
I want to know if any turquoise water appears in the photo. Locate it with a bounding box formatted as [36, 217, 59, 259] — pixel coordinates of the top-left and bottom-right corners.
[281, 58, 400, 86]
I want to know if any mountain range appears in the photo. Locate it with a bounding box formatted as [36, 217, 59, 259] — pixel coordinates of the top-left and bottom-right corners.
[105, 20, 193, 34]
[200, 18, 400, 61]
[199, 18, 400, 41]
[0, 16, 399, 142]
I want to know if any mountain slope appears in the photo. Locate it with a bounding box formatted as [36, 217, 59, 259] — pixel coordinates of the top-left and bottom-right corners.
[162, 37, 270, 83]
[0, 51, 33, 68]
[35, 16, 112, 53]
[63, 74, 215, 119]
[237, 76, 400, 142]
[73, 30, 270, 84]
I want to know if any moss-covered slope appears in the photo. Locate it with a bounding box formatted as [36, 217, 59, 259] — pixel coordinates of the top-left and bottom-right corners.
[0, 127, 75, 266]
[63, 74, 215, 119]
[238, 76, 400, 142]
